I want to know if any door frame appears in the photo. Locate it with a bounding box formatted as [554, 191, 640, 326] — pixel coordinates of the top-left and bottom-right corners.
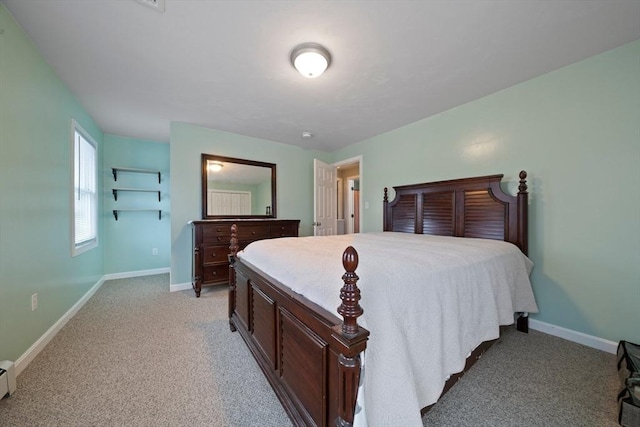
[333, 155, 363, 233]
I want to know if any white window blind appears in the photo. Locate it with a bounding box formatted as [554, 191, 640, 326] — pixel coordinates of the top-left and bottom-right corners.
[72, 120, 98, 256]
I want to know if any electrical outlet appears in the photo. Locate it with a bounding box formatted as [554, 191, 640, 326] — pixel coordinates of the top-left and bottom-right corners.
[31, 293, 38, 311]
[152, 248, 158, 256]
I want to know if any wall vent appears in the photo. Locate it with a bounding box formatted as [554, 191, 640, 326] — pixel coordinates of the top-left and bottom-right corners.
[135, 0, 165, 13]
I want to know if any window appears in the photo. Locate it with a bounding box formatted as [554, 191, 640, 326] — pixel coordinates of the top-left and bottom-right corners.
[71, 120, 98, 256]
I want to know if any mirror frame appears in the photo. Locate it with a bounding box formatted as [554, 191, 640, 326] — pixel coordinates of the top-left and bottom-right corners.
[201, 153, 277, 219]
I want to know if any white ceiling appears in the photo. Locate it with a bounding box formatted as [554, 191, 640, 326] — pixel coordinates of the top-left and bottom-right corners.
[3, 0, 639, 152]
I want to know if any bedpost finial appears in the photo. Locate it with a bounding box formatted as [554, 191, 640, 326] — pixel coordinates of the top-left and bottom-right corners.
[518, 170, 528, 194]
[383, 187, 388, 203]
[338, 246, 363, 336]
[342, 246, 359, 272]
[230, 224, 239, 255]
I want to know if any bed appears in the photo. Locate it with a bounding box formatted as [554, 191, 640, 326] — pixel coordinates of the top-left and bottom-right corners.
[227, 171, 537, 427]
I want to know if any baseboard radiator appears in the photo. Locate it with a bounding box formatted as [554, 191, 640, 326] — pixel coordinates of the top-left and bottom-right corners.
[0, 361, 17, 399]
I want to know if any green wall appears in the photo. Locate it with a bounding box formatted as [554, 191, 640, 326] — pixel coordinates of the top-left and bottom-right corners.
[103, 135, 170, 274]
[256, 179, 273, 215]
[169, 122, 329, 286]
[0, 5, 105, 362]
[332, 41, 640, 344]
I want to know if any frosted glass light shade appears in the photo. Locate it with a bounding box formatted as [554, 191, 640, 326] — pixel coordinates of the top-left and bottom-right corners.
[291, 43, 331, 78]
[208, 161, 223, 172]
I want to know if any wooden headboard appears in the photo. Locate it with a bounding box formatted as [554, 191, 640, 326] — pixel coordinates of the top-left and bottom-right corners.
[383, 171, 529, 255]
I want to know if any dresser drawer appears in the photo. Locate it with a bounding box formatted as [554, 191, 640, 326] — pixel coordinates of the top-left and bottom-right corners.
[202, 245, 229, 265]
[238, 225, 271, 240]
[202, 264, 229, 283]
[270, 223, 298, 237]
[202, 224, 232, 243]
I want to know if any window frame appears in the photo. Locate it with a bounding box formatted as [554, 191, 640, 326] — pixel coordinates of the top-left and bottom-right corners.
[70, 119, 99, 256]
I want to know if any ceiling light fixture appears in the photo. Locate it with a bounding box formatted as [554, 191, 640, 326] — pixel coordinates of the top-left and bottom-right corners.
[208, 161, 224, 173]
[290, 43, 331, 78]
[301, 131, 313, 139]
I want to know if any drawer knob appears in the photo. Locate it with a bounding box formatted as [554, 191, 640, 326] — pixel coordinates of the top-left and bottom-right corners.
[212, 271, 217, 275]
[212, 252, 216, 258]
[251, 231, 256, 235]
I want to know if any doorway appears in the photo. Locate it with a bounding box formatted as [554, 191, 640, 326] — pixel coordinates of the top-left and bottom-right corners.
[347, 178, 360, 233]
[334, 156, 361, 235]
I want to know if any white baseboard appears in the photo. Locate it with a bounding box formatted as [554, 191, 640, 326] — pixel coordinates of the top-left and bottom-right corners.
[103, 267, 170, 281]
[170, 282, 192, 292]
[529, 319, 617, 354]
[15, 276, 106, 376]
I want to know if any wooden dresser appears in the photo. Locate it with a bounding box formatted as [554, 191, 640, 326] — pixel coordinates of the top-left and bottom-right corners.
[190, 219, 300, 297]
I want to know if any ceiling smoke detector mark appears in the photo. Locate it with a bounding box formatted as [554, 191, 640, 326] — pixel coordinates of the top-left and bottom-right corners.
[135, 0, 165, 13]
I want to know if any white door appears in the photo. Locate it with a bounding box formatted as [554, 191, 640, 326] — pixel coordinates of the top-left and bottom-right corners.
[313, 159, 337, 236]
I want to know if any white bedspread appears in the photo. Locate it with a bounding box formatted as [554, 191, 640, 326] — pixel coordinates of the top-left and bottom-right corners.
[238, 232, 538, 427]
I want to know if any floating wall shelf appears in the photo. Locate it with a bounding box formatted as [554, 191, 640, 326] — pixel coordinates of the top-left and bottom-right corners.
[112, 188, 161, 201]
[113, 209, 162, 221]
[111, 167, 161, 183]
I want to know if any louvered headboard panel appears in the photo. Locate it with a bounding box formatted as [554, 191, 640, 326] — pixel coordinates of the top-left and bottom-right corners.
[383, 171, 529, 255]
[462, 190, 507, 240]
[391, 194, 418, 233]
[422, 191, 455, 236]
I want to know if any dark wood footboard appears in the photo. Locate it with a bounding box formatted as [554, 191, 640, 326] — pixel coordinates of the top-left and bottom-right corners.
[228, 224, 369, 427]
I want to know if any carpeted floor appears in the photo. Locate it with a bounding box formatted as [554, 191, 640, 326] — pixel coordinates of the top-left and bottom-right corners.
[0, 274, 620, 426]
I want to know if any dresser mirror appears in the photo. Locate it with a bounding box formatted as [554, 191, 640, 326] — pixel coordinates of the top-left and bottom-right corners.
[201, 154, 277, 219]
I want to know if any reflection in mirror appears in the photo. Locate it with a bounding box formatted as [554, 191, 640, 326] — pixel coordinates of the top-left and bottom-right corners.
[201, 154, 276, 219]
